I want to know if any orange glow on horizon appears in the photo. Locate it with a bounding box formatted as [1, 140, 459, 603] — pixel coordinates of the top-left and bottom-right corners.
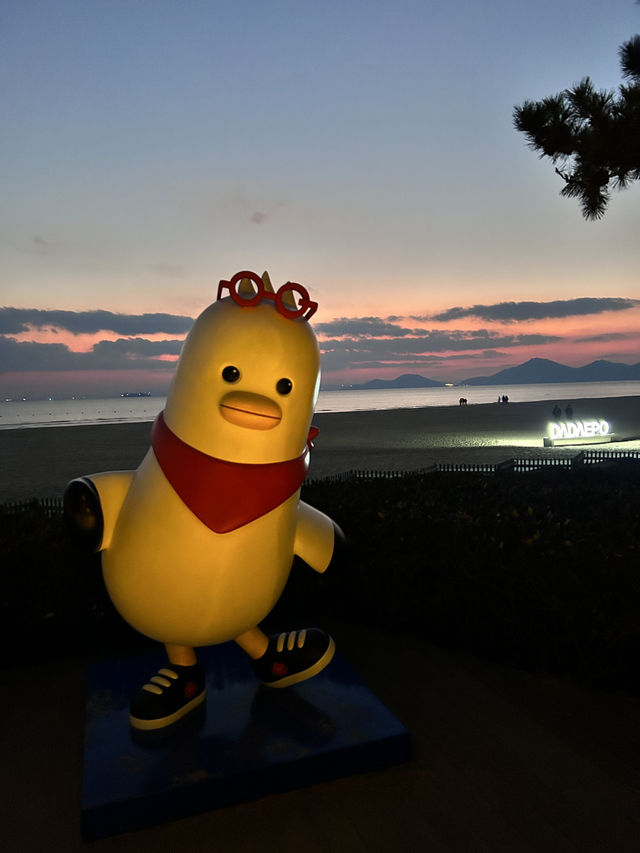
[2, 298, 638, 397]
[10, 329, 186, 352]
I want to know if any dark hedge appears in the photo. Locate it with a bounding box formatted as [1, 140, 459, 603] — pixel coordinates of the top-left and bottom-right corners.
[2, 462, 639, 691]
[0, 500, 154, 664]
[299, 462, 640, 692]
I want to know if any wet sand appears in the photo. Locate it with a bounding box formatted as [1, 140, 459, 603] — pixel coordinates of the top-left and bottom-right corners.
[1, 395, 639, 504]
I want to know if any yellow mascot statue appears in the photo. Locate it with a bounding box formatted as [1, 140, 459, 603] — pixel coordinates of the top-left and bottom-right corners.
[65, 271, 344, 730]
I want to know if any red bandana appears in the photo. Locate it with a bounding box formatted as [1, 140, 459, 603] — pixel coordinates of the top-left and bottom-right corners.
[151, 411, 318, 533]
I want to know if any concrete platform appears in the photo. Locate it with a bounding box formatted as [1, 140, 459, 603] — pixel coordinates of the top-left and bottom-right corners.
[82, 643, 410, 840]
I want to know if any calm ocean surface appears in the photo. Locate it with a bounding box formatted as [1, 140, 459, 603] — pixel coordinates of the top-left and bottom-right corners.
[1, 381, 639, 430]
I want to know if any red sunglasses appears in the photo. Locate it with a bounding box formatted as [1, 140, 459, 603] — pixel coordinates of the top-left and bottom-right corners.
[217, 271, 318, 320]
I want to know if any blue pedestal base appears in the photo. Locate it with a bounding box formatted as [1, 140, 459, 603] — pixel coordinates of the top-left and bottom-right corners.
[82, 642, 411, 840]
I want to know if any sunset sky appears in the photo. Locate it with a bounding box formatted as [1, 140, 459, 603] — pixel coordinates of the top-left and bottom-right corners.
[1, 0, 639, 399]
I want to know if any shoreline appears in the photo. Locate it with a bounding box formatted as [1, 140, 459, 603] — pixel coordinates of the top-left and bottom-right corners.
[3, 379, 640, 431]
[1, 395, 639, 504]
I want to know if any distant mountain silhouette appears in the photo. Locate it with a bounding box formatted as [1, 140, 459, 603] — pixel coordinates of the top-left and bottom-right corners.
[344, 359, 640, 391]
[351, 373, 445, 390]
[462, 357, 640, 386]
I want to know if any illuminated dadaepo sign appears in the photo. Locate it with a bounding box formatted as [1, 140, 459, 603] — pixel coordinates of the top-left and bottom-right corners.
[544, 419, 612, 446]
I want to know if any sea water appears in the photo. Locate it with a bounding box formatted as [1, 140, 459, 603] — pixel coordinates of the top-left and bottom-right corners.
[1, 381, 639, 430]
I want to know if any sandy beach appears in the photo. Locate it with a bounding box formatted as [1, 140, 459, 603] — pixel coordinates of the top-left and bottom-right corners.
[1, 395, 639, 504]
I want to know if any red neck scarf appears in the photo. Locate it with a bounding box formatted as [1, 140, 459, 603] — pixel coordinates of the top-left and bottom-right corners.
[151, 411, 317, 533]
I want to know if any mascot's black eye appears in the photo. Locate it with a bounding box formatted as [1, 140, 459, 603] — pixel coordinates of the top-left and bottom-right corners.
[276, 378, 293, 395]
[222, 365, 240, 383]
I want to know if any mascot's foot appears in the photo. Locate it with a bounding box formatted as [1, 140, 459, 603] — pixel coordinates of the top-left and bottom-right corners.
[250, 628, 335, 689]
[129, 662, 206, 730]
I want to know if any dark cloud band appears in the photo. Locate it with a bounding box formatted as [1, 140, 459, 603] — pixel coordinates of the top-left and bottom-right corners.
[318, 332, 561, 372]
[314, 317, 417, 337]
[0, 307, 194, 336]
[426, 297, 639, 323]
[1, 294, 636, 377]
[0, 336, 182, 372]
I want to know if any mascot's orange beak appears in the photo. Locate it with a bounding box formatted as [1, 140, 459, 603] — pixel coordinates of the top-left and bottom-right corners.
[219, 391, 282, 430]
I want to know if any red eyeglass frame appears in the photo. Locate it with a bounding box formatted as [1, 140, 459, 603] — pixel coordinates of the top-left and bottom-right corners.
[217, 271, 318, 320]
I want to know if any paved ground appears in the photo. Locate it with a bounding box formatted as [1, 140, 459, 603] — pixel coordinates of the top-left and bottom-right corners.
[2, 622, 639, 852]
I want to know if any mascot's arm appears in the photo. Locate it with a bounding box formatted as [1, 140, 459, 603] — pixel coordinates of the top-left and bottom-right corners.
[64, 471, 134, 552]
[294, 501, 345, 573]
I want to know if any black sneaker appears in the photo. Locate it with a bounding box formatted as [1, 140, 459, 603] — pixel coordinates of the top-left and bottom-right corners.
[129, 662, 206, 730]
[250, 628, 335, 688]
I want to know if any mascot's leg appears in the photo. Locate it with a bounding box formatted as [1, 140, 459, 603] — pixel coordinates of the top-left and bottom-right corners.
[235, 627, 269, 659]
[128, 643, 206, 731]
[237, 626, 335, 689]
